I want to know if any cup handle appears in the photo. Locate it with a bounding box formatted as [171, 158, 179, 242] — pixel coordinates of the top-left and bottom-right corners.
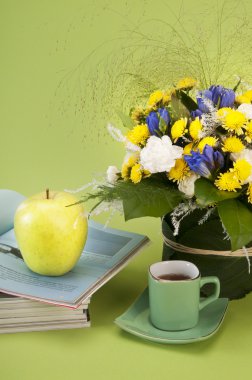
[199, 276, 220, 311]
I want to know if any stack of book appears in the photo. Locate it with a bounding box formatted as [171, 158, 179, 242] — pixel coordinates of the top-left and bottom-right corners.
[0, 190, 149, 334]
[0, 294, 90, 333]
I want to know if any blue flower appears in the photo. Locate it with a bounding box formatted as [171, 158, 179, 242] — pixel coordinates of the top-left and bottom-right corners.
[146, 112, 159, 135]
[146, 108, 170, 136]
[184, 145, 224, 179]
[191, 109, 203, 119]
[196, 85, 235, 113]
[197, 90, 213, 113]
[158, 108, 170, 125]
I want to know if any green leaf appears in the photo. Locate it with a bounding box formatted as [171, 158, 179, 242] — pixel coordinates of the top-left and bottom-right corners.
[195, 178, 240, 206]
[116, 110, 135, 129]
[179, 91, 198, 111]
[170, 95, 190, 120]
[218, 199, 252, 251]
[122, 179, 183, 220]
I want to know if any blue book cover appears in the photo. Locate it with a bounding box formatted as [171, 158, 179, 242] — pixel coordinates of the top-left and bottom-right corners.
[0, 190, 150, 308]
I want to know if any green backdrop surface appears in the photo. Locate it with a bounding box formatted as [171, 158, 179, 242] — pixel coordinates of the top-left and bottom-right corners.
[1, 1, 252, 379]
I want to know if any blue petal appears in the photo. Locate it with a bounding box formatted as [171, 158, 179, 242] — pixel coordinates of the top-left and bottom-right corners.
[158, 108, 170, 125]
[146, 112, 159, 135]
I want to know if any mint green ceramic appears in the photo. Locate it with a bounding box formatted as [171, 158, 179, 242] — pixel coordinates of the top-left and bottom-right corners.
[148, 261, 220, 331]
[114, 288, 228, 344]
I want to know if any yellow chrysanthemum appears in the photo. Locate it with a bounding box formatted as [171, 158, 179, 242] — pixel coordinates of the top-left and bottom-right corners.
[130, 164, 142, 184]
[243, 90, 252, 102]
[121, 155, 139, 179]
[148, 90, 163, 106]
[222, 136, 244, 153]
[176, 77, 197, 90]
[215, 172, 242, 192]
[168, 159, 190, 182]
[171, 118, 188, 142]
[216, 107, 232, 120]
[183, 142, 194, 155]
[245, 120, 252, 143]
[162, 90, 173, 105]
[197, 137, 217, 153]
[231, 159, 252, 182]
[247, 183, 252, 203]
[189, 118, 202, 140]
[223, 110, 247, 135]
[131, 106, 147, 123]
[126, 124, 150, 146]
[235, 95, 250, 104]
[147, 89, 172, 107]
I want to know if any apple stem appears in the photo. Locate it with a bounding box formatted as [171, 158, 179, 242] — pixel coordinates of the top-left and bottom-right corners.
[46, 188, 50, 199]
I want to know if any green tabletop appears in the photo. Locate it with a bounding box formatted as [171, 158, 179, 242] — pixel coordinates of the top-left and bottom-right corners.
[1, 1, 252, 379]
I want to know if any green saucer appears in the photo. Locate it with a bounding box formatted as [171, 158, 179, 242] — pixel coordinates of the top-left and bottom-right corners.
[115, 288, 229, 344]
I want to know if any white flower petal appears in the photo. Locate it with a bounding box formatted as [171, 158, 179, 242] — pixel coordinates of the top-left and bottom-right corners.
[140, 136, 183, 173]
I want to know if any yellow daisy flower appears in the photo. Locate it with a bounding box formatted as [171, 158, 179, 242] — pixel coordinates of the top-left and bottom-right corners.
[245, 120, 252, 143]
[121, 155, 139, 179]
[247, 183, 252, 203]
[148, 90, 163, 106]
[222, 136, 244, 153]
[243, 90, 252, 102]
[171, 118, 188, 142]
[126, 124, 150, 146]
[215, 172, 242, 192]
[189, 118, 202, 140]
[197, 137, 217, 153]
[231, 159, 252, 182]
[235, 95, 250, 104]
[223, 110, 247, 135]
[183, 142, 194, 155]
[176, 77, 197, 90]
[168, 159, 190, 183]
[130, 164, 142, 184]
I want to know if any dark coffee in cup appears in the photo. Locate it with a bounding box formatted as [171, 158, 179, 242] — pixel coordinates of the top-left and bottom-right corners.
[158, 273, 191, 281]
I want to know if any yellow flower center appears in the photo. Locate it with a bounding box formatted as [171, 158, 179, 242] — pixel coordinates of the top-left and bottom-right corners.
[126, 124, 150, 146]
[223, 110, 246, 135]
[215, 172, 242, 192]
[189, 118, 202, 140]
[197, 137, 217, 153]
[222, 136, 244, 153]
[130, 164, 142, 184]
[168, 159, 190, 182]
[231, 159, 252, 182]
[171, 118, 188, 142]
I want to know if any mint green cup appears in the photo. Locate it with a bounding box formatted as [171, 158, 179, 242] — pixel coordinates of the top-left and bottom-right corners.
[148, 261, 220, 331]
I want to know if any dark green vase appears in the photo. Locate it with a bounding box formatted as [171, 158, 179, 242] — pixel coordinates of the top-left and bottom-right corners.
[162, 209, 252, 300]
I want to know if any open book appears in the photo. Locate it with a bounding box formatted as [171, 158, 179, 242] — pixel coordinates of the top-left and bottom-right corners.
[0, 190, 150, 308]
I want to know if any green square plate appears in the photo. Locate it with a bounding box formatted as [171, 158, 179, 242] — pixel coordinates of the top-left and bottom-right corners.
[114, 288, 229, 344]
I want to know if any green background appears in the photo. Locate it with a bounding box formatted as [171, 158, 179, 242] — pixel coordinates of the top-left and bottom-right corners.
[1, 1, 252, 379]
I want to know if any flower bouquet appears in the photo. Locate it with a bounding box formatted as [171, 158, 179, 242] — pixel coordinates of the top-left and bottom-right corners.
[84, 77, 252, 299]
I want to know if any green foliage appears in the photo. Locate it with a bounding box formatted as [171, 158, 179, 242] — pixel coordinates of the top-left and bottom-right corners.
[194, 178, 240, 206]
[116, 110, 135, 129]
[83, 177, 184, 221]
[217, 199, 252, 251]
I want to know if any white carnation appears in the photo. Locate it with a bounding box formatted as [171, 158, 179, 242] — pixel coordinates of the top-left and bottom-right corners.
[178, 173, 199, 198]
[140, 136, 183, 173]
[106, 166, 119, 184]
[238, 103, 252, 119]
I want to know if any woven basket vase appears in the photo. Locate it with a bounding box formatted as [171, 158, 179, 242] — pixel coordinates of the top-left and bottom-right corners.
[162, 209, 252, 300]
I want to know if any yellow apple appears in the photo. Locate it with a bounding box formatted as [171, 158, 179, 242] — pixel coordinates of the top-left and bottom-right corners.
[14, 190, 88, 276]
